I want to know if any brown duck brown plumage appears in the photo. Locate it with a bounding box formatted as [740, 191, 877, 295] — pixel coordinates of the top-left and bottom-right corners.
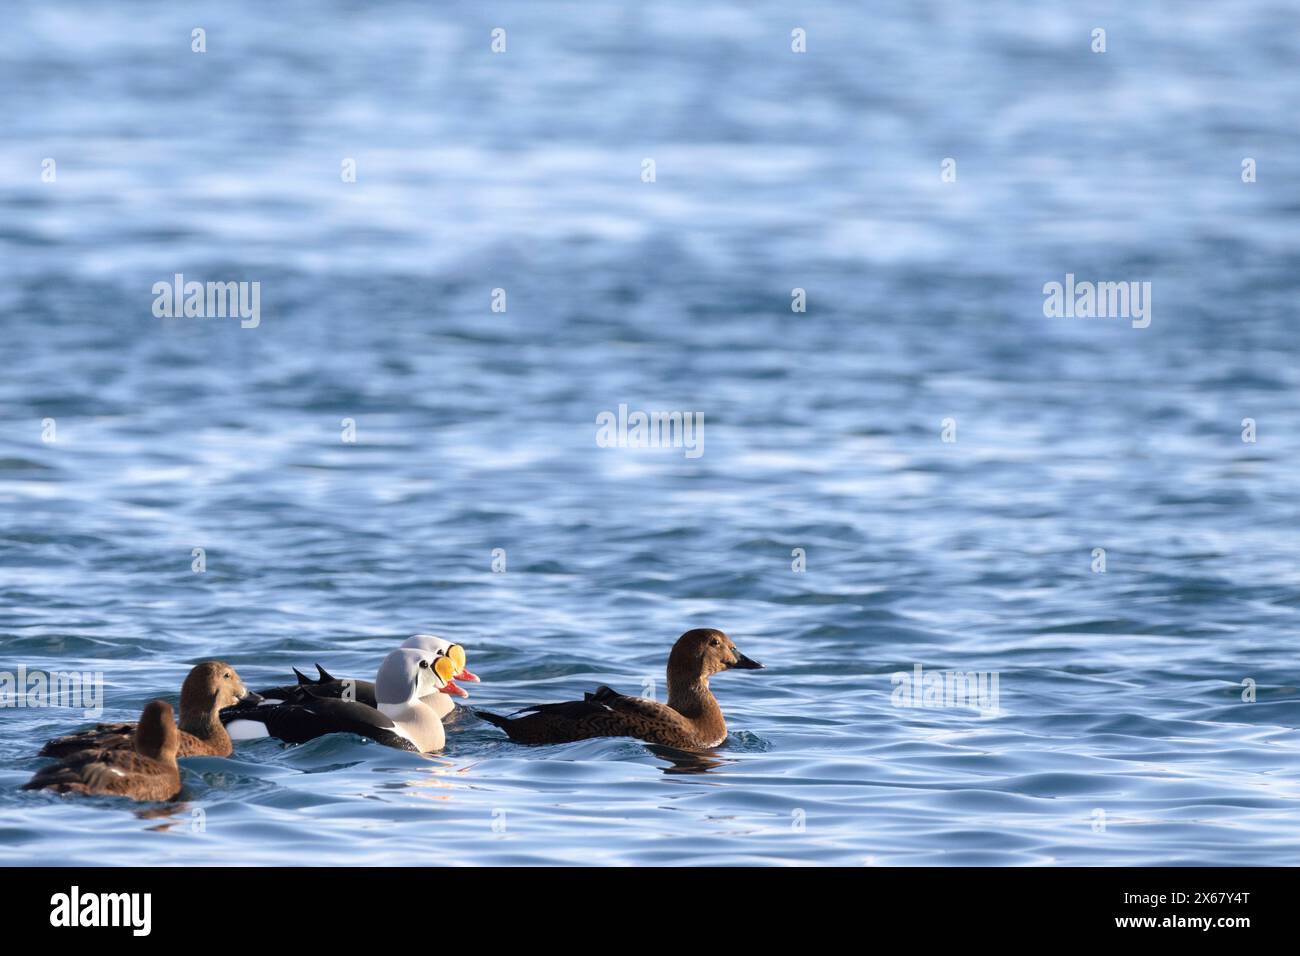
[476, 628, 763, 750]
[24, 700, 183, 801]
[38, 662, 251, 759]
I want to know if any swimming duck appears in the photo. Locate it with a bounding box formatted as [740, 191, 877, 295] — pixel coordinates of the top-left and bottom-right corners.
[245, 635, 478, 720]
[24, 700, 182, 801]
[222, 648, 457, 753]
[476, 628, 763, 750]
[39, 662, 252, 759]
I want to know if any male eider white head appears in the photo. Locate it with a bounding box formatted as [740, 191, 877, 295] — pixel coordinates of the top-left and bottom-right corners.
[374, 648, 459, 708]
[402, 634, 479, 684]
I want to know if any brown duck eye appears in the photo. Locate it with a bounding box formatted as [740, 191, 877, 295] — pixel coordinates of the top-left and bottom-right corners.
[223, 672, 231, 679]
[710, 639, 719, 647]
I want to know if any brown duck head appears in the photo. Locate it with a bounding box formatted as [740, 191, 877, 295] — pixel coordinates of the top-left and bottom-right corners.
[134, 700, 181, 763]
[180, 661, 251, 731]
[667, 628, 764, 686]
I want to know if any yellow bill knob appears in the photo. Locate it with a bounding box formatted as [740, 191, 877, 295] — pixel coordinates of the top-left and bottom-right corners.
[434, 655, 458, 684]
[447, 644, 467, 672]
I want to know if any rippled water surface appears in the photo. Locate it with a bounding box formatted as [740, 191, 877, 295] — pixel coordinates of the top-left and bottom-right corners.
[2, 0, 1299, 865]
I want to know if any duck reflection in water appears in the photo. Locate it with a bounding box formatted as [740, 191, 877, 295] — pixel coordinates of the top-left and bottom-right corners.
[646, 744, 730, 774]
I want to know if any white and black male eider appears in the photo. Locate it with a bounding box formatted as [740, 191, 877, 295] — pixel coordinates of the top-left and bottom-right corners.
[239, 635, 479, 721]
[221, 648, 459, 753]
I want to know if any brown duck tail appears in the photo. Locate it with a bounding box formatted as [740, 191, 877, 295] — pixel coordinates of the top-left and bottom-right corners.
[38, 738, 77, 759]
[474, 709, 511, 730]
[475, 709, 548, 743]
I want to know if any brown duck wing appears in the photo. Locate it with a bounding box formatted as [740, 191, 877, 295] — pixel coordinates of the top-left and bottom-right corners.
[25, 750, 180, 801]
[24, 749, 104, 791]
[585, 687, 702, 747]
[82, 752, 180, 800]
[587, 685, 674, 719]
[478, 687, 699, 748]
[44, 724, 225, 759]
[39, 722, 137, 758]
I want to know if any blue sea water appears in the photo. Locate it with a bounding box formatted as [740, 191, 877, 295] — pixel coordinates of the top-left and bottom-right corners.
[1, 0, 1299, 866]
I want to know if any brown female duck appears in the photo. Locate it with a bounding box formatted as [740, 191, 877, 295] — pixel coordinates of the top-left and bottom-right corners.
[476, 628, 763, 750]
[24, 700, 183, 801]
[39, 662, 251, 758]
